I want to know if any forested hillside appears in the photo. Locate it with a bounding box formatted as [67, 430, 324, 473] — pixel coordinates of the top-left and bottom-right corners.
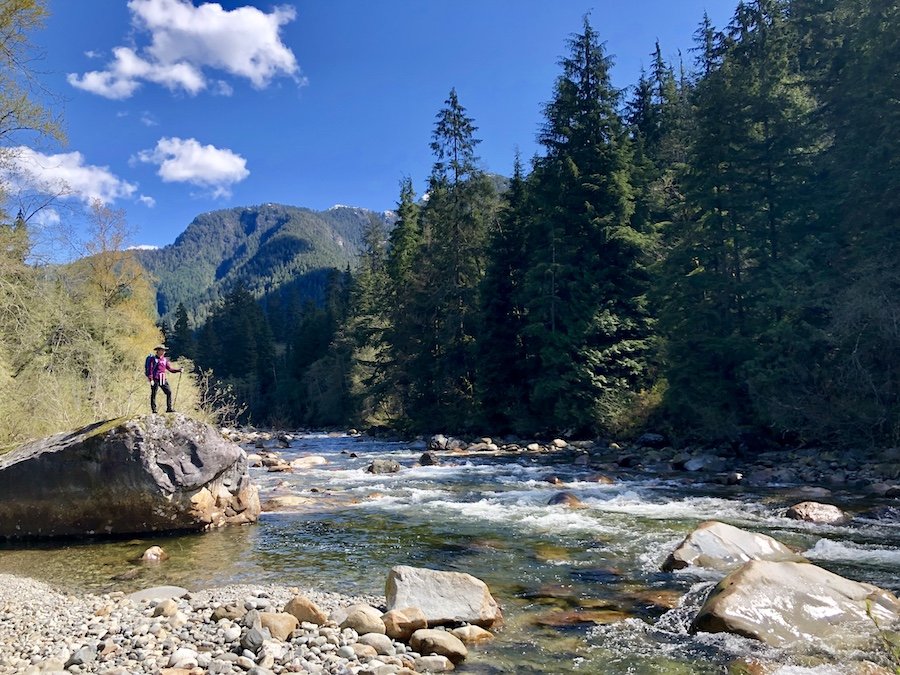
[137, 204, 393, 326]
[201, 0, 896, 446]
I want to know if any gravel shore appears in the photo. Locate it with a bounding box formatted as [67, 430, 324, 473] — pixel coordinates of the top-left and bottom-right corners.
[0, 573, 440, 674]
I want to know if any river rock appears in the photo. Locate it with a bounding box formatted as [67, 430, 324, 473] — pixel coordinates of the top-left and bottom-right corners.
[283, 595, 328, 625]
[261, 495, 315, 511]
[451, 625, 494, 643]
[691, 560, 900, 648]
[367, 459, 402, 474]
[340, 604, 386, 634]
[0, 414, 260, 539]
[141, 545, 169, 562]
[357, 632, 395, 655]
[409, 629, 468, 664]
[385, 565, 502, 628]
[661, 521, 805, 572]
[785, 501, 852, 525]
[547, 492, 585, 508]
[414, 654, 456, 672]
[382, 607, 428, 641]
[290, 455, 327, 469]
[419, 451, 440, 466]
[259, 612, 298, 641]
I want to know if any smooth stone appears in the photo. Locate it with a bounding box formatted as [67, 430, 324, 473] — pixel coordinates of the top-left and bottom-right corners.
[785, 501, 852, 525]
[340, 605, 386, 635]
[211, 603, 246, 621]
[357, 632, 396, 655]
[284, 595, 328, 625]
[141, 545, 169, 562]
[382, 607, 428, 641]
[413, 653, 458, 672]
[259, 612, 299, 641]
[450, 625, 494, 643]
[352, 643, 379, 659]
[290, 455, 328, 469]
[409, 629, 468, 664]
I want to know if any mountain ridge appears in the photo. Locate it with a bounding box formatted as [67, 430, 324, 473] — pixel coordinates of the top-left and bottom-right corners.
[136, 202, 392, 325]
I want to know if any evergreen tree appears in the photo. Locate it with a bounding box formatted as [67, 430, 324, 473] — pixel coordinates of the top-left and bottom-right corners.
[167, 302, 195, 360]
[477, 154, 531, 432]
[400, 88, 498, 429]
[523, 16, 654, 434]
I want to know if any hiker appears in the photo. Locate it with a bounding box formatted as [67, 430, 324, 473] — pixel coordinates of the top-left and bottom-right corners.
[145, 344, 183, 413]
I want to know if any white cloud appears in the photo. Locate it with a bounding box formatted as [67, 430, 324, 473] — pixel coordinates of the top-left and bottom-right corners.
[138, 194, 156, 207]
[127, 244, 159, 251]
[136, 136, 249, 198]
[68, 0, 301, 99]
[84, 50, 102, 59]
[4, 147, 137, 205]
[140, 111, 158, 127]
[31, 208, 61, 228]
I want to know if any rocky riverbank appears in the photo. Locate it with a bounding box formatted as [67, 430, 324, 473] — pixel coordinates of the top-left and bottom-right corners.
[0, 572, 484, 674]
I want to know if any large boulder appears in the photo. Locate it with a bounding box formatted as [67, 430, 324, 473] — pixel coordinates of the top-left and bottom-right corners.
[692, 560, 900, 648]
[661, 521, 805, 572]
[0, 414, 260, 539]
[385, 565, 502, 628]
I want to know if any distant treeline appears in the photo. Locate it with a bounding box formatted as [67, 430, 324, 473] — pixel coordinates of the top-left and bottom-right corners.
[177, 0, 898, 447]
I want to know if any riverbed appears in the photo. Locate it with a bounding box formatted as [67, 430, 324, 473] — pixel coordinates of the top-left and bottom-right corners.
[1, 433, 898, 673]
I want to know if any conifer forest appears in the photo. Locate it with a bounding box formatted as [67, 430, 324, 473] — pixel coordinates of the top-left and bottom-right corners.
[3, 0, 899, 448]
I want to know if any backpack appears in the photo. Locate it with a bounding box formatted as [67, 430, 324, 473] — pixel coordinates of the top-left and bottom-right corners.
[144, 355, 158, 379]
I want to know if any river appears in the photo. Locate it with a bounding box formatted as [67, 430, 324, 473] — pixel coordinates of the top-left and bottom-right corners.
[1, 433, 899, 673]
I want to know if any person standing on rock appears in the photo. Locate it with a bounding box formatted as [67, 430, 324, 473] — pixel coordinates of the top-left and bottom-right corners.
[145, 344, 183, 413]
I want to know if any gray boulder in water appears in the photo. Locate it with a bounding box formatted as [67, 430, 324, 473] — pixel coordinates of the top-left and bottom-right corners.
[692, 560, 900, 648]
[0, 414, 260, 539]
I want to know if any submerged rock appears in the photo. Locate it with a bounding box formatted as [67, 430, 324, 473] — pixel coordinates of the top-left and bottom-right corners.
[661, 521, 805, 572]
[0, 414, 259, 539]
[366, 458, 402, 474]
[386, 565, 502, 628]
[547, 491, 585, 508]
[691, 560, 900, 648]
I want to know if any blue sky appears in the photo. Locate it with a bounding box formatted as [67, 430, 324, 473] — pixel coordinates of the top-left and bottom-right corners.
[14, 0, 738, 250]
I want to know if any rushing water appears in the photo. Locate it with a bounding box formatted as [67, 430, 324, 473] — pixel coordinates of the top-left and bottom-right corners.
[2, 433, 899, 673]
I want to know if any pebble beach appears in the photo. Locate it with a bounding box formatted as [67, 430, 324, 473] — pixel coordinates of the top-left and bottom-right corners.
[0, 573, 444, 675]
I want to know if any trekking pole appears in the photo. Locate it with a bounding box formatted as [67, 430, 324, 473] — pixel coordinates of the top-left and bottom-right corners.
[173, 371, 182, 409]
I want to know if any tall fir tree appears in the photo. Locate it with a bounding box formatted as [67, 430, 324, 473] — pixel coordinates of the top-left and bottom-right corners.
[401, 88, 498, 430]
[523, 16, 654, 434]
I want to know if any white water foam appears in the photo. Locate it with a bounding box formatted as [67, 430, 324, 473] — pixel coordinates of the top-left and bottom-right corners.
[804, 538, 900, 566]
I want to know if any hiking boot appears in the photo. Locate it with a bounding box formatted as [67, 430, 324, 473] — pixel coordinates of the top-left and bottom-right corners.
[166, 409, 175, 413]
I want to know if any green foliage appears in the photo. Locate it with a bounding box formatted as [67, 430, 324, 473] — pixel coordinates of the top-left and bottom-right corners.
[521, 16, 655, 434]
[103, 1, 899, 447]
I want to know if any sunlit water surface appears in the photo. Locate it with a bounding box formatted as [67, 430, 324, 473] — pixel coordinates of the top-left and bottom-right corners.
[2, 433, 899, 674]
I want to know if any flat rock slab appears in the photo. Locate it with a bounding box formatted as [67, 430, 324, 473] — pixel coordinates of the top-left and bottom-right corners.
[0, 414, 259, 539]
